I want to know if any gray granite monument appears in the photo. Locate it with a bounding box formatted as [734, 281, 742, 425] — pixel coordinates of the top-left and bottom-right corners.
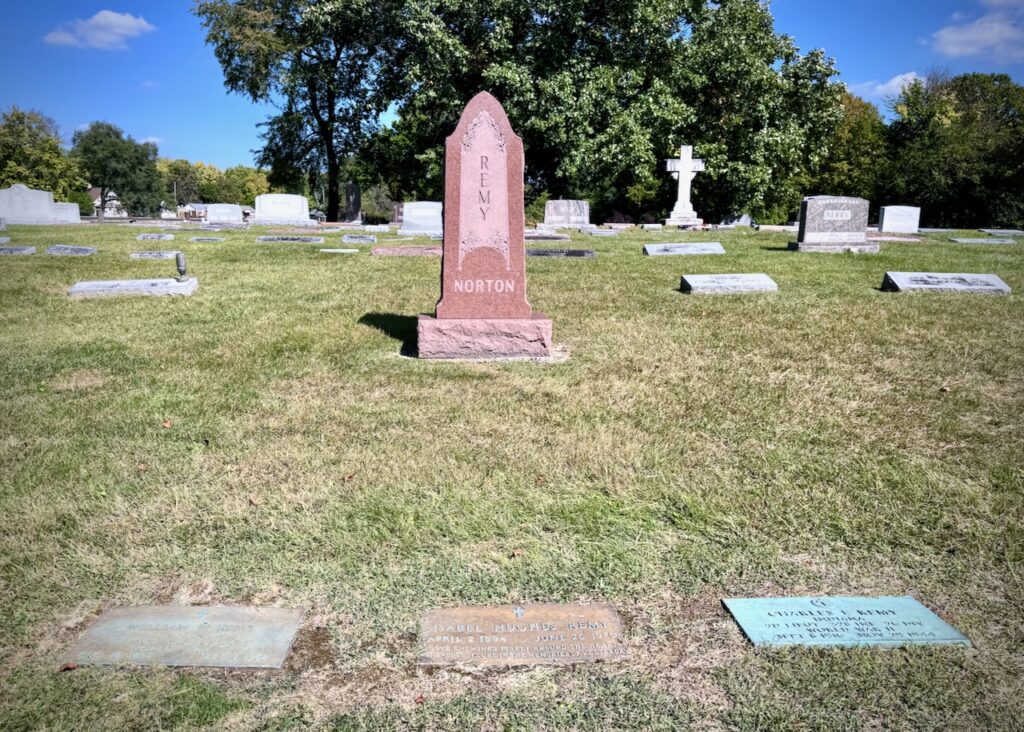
[792, 196, 875, 253]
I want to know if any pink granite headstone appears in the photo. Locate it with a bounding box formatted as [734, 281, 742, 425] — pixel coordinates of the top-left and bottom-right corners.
[418, 92, 553, 359]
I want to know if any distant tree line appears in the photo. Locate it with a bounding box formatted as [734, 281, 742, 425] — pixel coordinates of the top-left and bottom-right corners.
[197, 0, 1023, 227]
[811, 72, 1024, 228]
[0, 109, 271, 218]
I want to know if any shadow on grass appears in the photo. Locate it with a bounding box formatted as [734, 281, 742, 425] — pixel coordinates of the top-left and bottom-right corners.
[760, 245, 793, 252]
[358, 312, 419, 357]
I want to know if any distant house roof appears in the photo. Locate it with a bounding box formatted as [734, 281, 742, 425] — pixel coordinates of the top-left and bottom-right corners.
[88, 187, 119, 203]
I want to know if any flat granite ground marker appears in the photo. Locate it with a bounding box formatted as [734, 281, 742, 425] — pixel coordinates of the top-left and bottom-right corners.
[951, 238, 1016, 245]
[68, 606, 303, 668]
[320, 248, 359, 254]
[0, 236, 10, 244]
[419, 603, 628, 667]
[0, 246, 35, 255]
[980, 229, 1024, 237]
[190, 237, 225, 243]
[723, 596, 970, 648]
[881, 272, 1011, 294]
[46, 245, 96, 256]
[417, 92, 554, 359]
[526, 248, 595, 258]
[681, 273, 778, 294]
[256, 236, 325, 244]
[131, 251, 179, 260]
[137, 233, 175, 241]
[342, 234, 376, 244]
[644, 243, 725, 256]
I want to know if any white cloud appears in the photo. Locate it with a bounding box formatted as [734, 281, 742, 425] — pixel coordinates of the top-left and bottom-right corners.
[850, 72, 922, 99]
[932, 1, 1024, 62]
[43, 10, 156, 51]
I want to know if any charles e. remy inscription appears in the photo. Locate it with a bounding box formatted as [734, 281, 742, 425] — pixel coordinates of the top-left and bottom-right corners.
[68, 606, 304, 668]
[419, 603, 628, 667]
[723, 596, 971, 648]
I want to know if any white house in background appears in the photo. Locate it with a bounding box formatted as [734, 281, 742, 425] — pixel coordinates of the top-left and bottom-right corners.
[178, 203, 208, 220]
[87, 187, 128, 218]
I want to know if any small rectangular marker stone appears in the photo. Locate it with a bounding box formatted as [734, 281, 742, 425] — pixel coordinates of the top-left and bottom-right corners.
[723, 596, 971, 648]
[190, 237, 225, 243]
[681, 273, 778, 294]
[68, 277, 199, 299]
[419, 603, 628, 667]
[137, 233, 175, 241]
[68, 606, 303, 668]
[131, 251, 179, 259]
[256, 236, 325, 243]
[526, 248, 596, 258]
[320, 248, 359, 254]
[46, 245, 96, 256]
[881, 272, 1010, 294]
[644, 243, 725, 256]
[0, 246, 35, 255]
[951, 238, 1016, 245]
[342, 234, 376, 244]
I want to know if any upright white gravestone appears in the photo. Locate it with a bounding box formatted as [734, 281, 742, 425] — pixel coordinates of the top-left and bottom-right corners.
[250, 194, 315, 227]
[664, 146, 704, 228]
[0, 184, 81, 225]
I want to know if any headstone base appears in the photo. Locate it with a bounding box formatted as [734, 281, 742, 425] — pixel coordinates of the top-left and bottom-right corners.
[789, 242, 880, 254]
[418, 315, 553, 359]
[666, 216, 703, 228]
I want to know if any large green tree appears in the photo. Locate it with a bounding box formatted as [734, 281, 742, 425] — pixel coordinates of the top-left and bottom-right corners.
[367, 0, 841, 222]
[807, 91, 887, 205]
[887, 72, 1024, 228]
[0, 107, 86, 199]
[157, 158, 201, 206]
[195, 0, 399, 221]
[72, 122, 163, 217]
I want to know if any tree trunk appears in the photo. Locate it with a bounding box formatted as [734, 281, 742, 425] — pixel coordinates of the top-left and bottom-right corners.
[326, 152, 340, 223]
[98, 187, 106, 220]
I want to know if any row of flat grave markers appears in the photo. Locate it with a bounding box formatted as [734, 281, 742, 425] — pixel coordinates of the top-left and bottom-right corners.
[63, 596, 970, 671]
[0, 245, 97, 256]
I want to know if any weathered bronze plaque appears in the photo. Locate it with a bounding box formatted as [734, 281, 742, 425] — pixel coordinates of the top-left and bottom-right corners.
[419, 603, 628, 667]
[68, 606, 303, 668]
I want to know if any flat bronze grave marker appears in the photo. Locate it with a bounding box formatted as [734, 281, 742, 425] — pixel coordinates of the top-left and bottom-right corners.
[723, 596, 971, 648]
[419, 603, 628, 668]
[68, 606, 303, 668]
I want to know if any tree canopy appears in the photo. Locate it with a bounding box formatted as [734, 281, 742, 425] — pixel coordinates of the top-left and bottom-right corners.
[72, 122, 163, 217]
[0, 107, 86, 199]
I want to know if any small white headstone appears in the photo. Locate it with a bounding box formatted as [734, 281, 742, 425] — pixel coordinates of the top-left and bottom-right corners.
[398, 201, 443, 236]
[206, 203, 245, 224]
[543, 200, 590, 227]
[251, 194, 315, 227]
[879, 206, 921, 234]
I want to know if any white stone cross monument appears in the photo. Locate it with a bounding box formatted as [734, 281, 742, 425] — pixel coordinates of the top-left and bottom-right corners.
[665, 145, 704, 227]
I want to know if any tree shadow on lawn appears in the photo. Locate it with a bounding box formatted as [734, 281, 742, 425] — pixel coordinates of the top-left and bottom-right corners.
[359, 312, 419, 356]
[759, 245, 794, 252]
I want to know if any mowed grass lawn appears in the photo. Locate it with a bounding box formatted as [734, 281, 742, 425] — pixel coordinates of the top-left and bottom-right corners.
[0, 222, 1022, 731]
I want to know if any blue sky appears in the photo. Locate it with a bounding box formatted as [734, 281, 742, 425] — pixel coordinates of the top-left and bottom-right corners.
[1, 1, 1022, 169]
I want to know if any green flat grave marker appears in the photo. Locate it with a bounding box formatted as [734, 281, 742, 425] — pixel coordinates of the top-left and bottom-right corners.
[723, 596, 971, 648]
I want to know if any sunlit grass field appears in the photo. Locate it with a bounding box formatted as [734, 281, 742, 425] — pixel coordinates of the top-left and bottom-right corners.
[1, 222, 1022, 730]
